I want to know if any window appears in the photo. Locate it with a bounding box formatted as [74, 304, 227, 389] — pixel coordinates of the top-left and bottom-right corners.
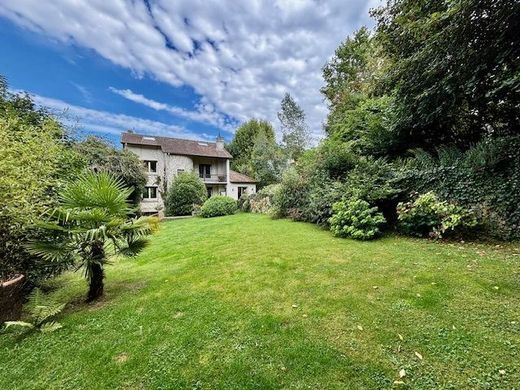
[144, 160, 157, 173]
[238, 186, 248, 199]
[199, 164, 211, 179]
[143, 186, 157, 199]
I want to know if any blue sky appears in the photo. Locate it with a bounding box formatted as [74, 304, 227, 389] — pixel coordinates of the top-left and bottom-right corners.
[0, 1, 376, 145]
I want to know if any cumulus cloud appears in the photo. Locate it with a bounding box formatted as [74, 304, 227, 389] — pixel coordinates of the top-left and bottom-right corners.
[108, 87, 237, 133]
[0, 0, 379, 140]
[26, 92, 211, 141]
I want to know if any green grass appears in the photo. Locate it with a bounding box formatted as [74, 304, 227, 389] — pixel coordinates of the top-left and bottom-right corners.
[1, 213, 519, 389]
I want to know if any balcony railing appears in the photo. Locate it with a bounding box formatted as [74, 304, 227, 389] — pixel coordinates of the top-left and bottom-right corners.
[197, 173, 227, 183]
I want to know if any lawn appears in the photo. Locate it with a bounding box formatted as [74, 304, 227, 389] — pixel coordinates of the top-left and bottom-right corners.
[1, 213, 519, 389]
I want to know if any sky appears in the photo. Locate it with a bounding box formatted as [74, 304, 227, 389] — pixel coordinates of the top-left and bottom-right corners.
[0, 0, 377, 145]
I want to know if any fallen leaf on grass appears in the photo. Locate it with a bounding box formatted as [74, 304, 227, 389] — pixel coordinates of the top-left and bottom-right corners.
[414, 351, 423, 360]
[398, 333, 404, 341]
[114, 353, 128, 364]
[393, 381, 405, 385]
[399, 369, 406, 378]
[357, 325, 363, 331]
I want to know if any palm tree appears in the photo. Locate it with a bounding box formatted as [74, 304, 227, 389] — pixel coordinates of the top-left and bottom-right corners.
[28, 172, 159, 302]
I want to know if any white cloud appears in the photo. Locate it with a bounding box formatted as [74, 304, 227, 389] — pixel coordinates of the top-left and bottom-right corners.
[25, 92, 211, 141]
[0, 0, 379, 140]
[108, 87, 237, 132]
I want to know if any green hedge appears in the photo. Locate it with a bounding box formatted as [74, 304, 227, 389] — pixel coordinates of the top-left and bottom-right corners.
[200, 196, 237, 218]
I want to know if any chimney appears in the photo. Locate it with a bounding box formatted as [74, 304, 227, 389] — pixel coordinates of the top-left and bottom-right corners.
[216, 133, 224, 150]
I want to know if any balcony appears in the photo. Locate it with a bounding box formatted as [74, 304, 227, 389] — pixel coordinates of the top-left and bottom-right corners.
[197, 173, 227, 183]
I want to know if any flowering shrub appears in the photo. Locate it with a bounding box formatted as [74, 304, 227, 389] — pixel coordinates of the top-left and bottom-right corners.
[329, 198, 386, 240]
[397, 192, 478, 238]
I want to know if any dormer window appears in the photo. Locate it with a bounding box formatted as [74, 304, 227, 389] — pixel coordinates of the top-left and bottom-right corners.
[144, 160, 157, 173]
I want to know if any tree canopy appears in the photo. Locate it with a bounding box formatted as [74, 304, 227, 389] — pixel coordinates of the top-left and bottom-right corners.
[277, 93, 310, 160]
[227, 119, 275, 170]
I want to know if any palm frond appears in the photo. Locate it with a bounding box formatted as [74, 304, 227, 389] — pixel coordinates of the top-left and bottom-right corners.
[26, 241, 75, 263]
[60, 172, 133, 217]
[119, 237, 150, 257]
[120, 216, 160, 237]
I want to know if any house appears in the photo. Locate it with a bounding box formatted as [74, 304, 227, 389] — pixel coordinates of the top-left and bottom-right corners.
[121, 131, 257, 215]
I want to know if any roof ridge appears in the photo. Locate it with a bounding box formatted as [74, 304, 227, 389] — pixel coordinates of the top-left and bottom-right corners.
[122, 131, 232, 159]
[123, 131, 216, 145]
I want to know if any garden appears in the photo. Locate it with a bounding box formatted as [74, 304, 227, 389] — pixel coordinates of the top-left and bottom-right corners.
[1, 214, 519, 388]
[1, 0, 519, 388]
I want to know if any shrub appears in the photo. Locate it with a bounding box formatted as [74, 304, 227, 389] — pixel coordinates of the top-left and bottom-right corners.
[397, 192, 478, 239]
[165, 173, 207, 216]
[200, 196, 237, 218]
[329, 198, 386, 240]
[0, 87, 83, 283]
[250, 184, 280, 214]
[238, 194, 251, 212]
[302, 176, 345, 227]
[271, 168, 309, 219]
[400, 136, 520, 239]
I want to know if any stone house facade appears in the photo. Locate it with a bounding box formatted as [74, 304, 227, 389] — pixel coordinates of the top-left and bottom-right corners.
[121, 131, 257, 215]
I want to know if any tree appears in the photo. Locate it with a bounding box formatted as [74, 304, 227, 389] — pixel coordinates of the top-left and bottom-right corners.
[74, 137, 147, 206]
[0, 79, 82, 282]
[227, 119, 275, 170]
[165, 172, 207, 216]
[372, 0, 520, 151]
[249, 132, 289, 188]
[28, 172, 159, 302]
[277, 93, 310, 160]
[321, 27, 384, 111]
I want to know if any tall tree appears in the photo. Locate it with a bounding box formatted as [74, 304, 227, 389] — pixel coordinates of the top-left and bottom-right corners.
[0, 78, 82, 282]
[277, 93, 310, 160]
[248, 132, 289, 188]
[228, 119, 275, 170]
[372, 0, 520, 150]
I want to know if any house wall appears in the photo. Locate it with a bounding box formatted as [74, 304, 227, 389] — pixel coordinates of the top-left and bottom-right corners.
[124, 143, 234, 214]
[125, 145, 164, 214]
[228, 183, 257, 200]
[164, 154, 194, 188]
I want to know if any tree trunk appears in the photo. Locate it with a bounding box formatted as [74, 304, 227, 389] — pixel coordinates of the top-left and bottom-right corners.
[87, 242, 105, 302]
[87, 263, 104, 302]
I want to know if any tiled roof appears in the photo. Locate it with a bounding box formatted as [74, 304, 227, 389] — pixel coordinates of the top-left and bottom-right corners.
[230, 170, 257, 183]
[121, 132, 232, 159]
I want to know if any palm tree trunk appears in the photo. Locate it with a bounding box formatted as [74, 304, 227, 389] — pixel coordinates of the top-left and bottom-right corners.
[87, 242, 105, 302]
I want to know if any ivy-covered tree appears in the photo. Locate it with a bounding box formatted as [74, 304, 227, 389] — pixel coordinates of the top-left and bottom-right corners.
[372, 0, 520, 150]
